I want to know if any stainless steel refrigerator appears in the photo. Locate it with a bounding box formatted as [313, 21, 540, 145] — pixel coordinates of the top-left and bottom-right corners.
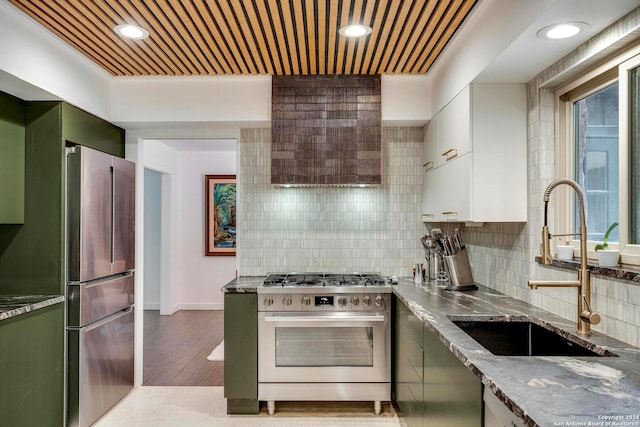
[66, 145, 135, 427]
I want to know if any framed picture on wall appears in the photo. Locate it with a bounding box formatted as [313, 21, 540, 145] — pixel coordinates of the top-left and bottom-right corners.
[205, 175, 236, 256]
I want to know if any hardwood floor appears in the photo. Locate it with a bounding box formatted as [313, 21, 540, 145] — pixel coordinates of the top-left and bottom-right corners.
[143, 310, 224, 386]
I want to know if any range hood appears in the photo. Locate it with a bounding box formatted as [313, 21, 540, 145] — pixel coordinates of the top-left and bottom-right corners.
[271, 75, 381, 187]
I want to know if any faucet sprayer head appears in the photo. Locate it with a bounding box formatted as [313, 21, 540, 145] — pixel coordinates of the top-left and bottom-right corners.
[543, 178, 585, 210]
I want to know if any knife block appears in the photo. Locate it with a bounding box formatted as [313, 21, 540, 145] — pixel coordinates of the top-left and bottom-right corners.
[443, 248, 478, 291]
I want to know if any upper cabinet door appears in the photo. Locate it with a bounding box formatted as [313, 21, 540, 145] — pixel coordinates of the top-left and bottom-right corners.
[68, 146, 112, 282]
[422, 117, 438, 172]
[422, 169, 439, 222]
[438, 153, 472, 222]
[437, 86, 471, 167]
[111, 156, 135, 275]
[0, 93, 25, 224]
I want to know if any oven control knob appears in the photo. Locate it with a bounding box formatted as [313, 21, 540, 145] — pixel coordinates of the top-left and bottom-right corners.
[301, 296, 311, 306]
[350, 296, 360, 306]
[362, 296, 372, 306]
[283, 296, 292, 306]
[374, 295, 384, 307]
[337, 296, 347, 307]
[264, 296, 274, 307]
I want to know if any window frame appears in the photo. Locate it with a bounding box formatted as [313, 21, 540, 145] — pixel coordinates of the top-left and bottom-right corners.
[555, 47, 640, 266]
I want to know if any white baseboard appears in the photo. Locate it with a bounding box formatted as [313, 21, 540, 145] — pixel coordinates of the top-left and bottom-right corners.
[174, 303, 224, 311]
[143, 303, 160, 310]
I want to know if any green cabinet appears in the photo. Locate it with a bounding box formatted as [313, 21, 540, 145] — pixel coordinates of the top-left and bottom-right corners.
[394, 297, 482, 427]
[0, 303, 64, 427]
[224, 293, 259, 414]
[0, 101, 124, 296]
[0, 91, 26, 224]
[394, 297, 425, 427]
[423, 321, 482, 426]
[0, 98, 124, 427]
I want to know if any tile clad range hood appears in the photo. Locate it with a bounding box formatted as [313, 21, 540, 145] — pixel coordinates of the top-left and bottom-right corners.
[271, 75, 381, 187]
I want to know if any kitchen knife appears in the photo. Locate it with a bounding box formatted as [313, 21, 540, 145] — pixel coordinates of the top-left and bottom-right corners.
[454, 228, 465, 250]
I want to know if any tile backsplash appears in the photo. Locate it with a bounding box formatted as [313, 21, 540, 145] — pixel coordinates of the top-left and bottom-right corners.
[237, 127, 423, 277]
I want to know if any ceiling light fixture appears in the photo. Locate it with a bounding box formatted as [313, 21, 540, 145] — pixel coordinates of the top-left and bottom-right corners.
[338, 24, 372, 38]
[114, 24, 149, 40]
[537, 22, 589, 40]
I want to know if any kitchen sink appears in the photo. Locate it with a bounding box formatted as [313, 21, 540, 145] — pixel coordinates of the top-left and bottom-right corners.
[448, 316, 617, 357]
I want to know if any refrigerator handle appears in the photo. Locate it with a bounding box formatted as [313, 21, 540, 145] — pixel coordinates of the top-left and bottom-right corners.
[110, 164, 115, 264]
[81, 306, 133, 333]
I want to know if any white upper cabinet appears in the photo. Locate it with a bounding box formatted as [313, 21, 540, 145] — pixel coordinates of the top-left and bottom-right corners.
[438, 153, 472, 222]
[422, 83, 527, 223]
[422, 168, 439, 221]
[437, 85, 471, 166]
[422, 116, 438, 172]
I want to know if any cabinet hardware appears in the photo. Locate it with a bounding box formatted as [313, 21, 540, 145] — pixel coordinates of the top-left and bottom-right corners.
[442, 211, 457, 215]
[441, 148, 458, 159]
[423, 213, 434, 217]
[422, 161, 434, 169]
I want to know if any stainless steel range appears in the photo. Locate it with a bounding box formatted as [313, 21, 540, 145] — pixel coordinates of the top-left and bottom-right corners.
[257, 273, 391, 415]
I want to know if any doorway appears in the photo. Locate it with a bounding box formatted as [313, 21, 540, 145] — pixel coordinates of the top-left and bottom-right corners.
[144, 168, 162, 311]
[139, 139, 236, 387]
[143, 167, 224, 386]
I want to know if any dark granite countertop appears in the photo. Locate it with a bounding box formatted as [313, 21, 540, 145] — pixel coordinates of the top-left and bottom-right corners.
[221, 276, 265, 294]
[393, 278, 640, 427]
[221, 275, 640, 425]
[0, 295, 64, 321]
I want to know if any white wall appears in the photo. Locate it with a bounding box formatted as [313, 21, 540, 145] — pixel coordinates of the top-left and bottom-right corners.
[176, 150, 237, 310]
[111, 74, 431, 126]
[380, 75, 431, 125]
[143, 168, 162, 309]
[0, 1, 111, 116]
[425, 0, 555, 113]
[140, 140, 238, 312]
[110, 75, 272, 126]
[141, 141, 180, 314]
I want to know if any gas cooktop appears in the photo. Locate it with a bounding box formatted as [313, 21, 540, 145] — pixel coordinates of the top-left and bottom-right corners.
[263, 273, 387, 288]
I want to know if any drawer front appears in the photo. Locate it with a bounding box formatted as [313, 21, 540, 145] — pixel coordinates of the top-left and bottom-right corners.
[407, 312, 424, 349]
[68, 273, 134, 327]
[407, 336, 424, 383]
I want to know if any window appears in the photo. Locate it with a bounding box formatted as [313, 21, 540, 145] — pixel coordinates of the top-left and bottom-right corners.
[630, 67, 640, 244]
[573, 83, 619, 242]
[558, 49, 640, 265]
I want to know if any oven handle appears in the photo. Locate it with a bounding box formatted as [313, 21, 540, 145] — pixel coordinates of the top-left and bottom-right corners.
[263, 313, 386, 322]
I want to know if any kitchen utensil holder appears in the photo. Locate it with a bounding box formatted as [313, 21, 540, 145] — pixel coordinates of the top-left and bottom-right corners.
[443, 248, 478, 291]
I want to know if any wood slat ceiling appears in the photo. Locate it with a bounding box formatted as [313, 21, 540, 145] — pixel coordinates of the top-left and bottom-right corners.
[10, 0, 477, 77]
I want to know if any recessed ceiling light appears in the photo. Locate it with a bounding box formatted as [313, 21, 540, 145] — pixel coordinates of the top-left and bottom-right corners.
[338, 24, 372, 38]
[114, 24, 149, 40]
[537, 22, 589, 40]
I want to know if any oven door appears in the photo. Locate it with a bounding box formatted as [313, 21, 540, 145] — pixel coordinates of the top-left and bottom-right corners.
[258, 311, 390, 383]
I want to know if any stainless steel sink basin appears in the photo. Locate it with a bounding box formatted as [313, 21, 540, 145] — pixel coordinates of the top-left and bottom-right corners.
[448, 316, 617, 357]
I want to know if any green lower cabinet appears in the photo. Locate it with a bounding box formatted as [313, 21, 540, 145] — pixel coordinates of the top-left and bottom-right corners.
[0, 303, 64, 427]
[423, 324, 482, 426]
[394, 297, 482, 427]
[394, 297, 425, 427]
[223, 293, 259, 414]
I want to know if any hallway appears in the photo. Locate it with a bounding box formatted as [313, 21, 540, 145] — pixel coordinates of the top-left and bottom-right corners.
[143, 310, 224, 386]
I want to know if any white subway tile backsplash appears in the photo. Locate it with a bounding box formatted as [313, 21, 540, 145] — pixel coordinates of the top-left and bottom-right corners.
[237, 127, 424, 277]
